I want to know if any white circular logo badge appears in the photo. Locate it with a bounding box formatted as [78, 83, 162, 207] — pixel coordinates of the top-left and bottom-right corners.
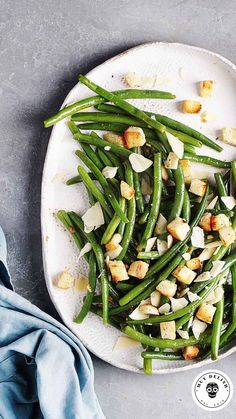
[192, 370, 233, 411]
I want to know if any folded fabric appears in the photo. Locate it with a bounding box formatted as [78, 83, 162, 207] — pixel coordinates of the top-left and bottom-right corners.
[0, 226, 105, 419]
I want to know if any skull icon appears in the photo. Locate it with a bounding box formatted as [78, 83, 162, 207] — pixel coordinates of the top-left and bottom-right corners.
[206, 382, 219, 398]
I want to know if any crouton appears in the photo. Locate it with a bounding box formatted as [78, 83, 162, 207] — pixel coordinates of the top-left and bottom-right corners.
[219, 226, 236, 247]
[123, 126, 146, 149]
[120, 180, 135, 200]
[164, 152, 179, 170]
[186, 258, 202, 271]
[221, 128, 236, 147]
[103, 132, 124, 146]
[199, 212, 212, 232]
[54, 271, 74, 289]
[211, 214, 230, 231]
[172, 265, 197, 285]
[156, 280, 177, 298]
[128, 261, 149, 279]
[160, 321, 176, 340]
[182, 100, 202, 114]
[183, 346, 200, 360]
[199, 80, 214, 97]
[105, 233, 122, 251]
[180, 159, 192, 182]
[162, 165, 169, 181]
[189, 179, 207, 197]
[167, 217, 190, 241]
[196, 303, 216, 324]
[108, 260, 129, 282]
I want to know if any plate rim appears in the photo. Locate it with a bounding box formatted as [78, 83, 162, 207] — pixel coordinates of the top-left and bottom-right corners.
[41, 41, 236, 374]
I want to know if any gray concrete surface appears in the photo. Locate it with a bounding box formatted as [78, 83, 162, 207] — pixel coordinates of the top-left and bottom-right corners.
[0, 0, 236, 417]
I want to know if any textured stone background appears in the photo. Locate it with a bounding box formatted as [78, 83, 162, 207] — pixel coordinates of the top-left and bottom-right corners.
[0, 0, 236, 417]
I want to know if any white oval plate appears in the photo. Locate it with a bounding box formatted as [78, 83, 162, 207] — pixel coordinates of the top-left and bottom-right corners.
[41, 42, 236, 374]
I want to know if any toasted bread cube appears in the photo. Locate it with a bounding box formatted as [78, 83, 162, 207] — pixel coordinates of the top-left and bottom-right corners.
[156, 280, 177, 298]
[124, 126, 146, 149]
[183, 346, 200, 360]
[186, 258, 202, 271]
[199, 212, 212, 232]
[103, 132, 124, 146]
[105, 233, 122, 251]
[120, 180, 135, 200]
[199, 80, 214, 97]
[160, 321, 176, 340]
[182, 100, 202, 114]
[221, 128, 236, 147]
[172, 265, 197, 285]
[211, 214, 230, 231]
[167, 217, 190, 241]
[105, 244, 122, 260]
[139, 304, 159, 315]
[219, 226, 236, 247]
[189, 179, 207, 197]
[164, 152, 179, 170]
[109, 260, 129, 282]
[162, 165, 169, 181]
[128, 261, 149, 279]
[180, 159, 192, 182]
[196, 303, 216, 324]
[54, 271, 74, 289]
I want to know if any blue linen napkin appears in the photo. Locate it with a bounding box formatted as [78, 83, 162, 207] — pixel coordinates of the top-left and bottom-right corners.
[0, 226, 105, 419]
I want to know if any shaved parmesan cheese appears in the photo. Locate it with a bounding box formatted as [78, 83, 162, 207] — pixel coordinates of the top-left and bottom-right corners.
[182, 252, 191, 261]
[145, 237, 157, 252]
[187, 291, 201, 302]
[191, 226, 205, 248]
[170, 297, 188, 312]
[204, 289, 215, 303]
[177, 330, 189, 339]
[150, 290, 161, 307]
[199, 247, 215, 262]
[77, 243, 92, 261]
[105, 245, 123, 260]
[75, 275, 88, 292]
[82, 202, 104, 233]
[192, 318, 207, 339]
[139, 304, 159, 315]
[206, 286, 224, 305]
[178, 287, 189, 297]
[129, 306, 149, 320]
[155, 213, 167, 235]
[167, 234, 173, 249]
[194, 271, 211, 282]
[205, 241, 222, 249]
[219, 271, 229, 286]
[158, 303, 171, 314]
[129, 153, 153, 173]
[157, 239, 168, 256]
[102, 166, 118, 179]
[221, 196, 236, 210]
[113, 336, 140, 350]
[104, 146, 111, 151]
[206, 196, 218, 210]
[166, 132, 184, 159]
[188, 316, 194, 329]
[210, 261, 225, 277]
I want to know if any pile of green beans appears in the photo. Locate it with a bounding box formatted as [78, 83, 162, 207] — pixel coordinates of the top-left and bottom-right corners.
[45, 75, 236, 374]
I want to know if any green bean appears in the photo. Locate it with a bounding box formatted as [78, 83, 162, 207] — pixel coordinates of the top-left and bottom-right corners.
[211, 293, 224, 360]
[166, 127, 202, 148]
[145, 185, 209, 279]
[66, 173, 95, 185]
[57, 210, 88, 259]
[123, 325, 211, 349]
[74, 252, 97, 323]
[78, 122, 157, 141]
[214, 173, 228, 210]
[141, 351, 184, 361]
[101, 197, 126, 244]
[137, 251, 159, 260]
[138, 205, 150, 224]
[97, 148, 113, 167]
[220, 265, 236, 346]
[231, 161, 236, 185]
[79, 75, 166, 133]
[118, 246, 187, 307]
[204, 245, 229, 271]
[132, 147, 145, 214]
[137, 153, 162, 251]
[168, 163, 185, 221]
[146, 139, 168, 159]
[72, 111, 147, 127]
[76, 150, 128, 223]
[96, 103, 128, 114]
[116, 162, 136, 260]
[116, 282, 135, 292]
[77, 166, 113, 217]
[182, 188, 191, 223]
[44, 88, 175, 128]
[75, 132, 131, 157]
[184, 144, 196, 155]
[143, 357, 152, 375]
[68, 211, 109, 324]
[153, 114, 223, 152]
[183, 153, 230, 169]
[90, 305, 121, 331]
